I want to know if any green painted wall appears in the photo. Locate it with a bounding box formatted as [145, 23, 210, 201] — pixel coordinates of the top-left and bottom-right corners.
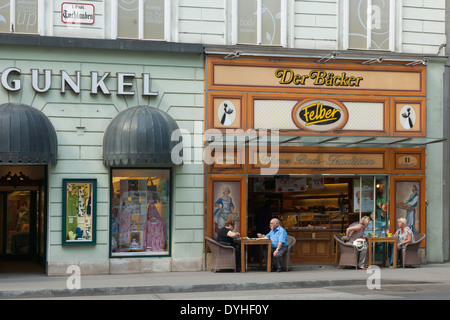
[0, 44, 205, 274]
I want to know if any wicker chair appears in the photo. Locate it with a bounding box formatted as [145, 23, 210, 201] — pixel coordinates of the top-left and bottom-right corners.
[205, 237, 236, 272]
[402, 233, 426, 268]
[334, 234, 358, 269]
[282, 235, 297, 271]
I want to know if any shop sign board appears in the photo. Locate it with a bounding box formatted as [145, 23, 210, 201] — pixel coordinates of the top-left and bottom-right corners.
[251, 150, 386, 171]
[61, 2, 95, 25]
[0, 67, 158, 97]
[210, 60, 425, 95]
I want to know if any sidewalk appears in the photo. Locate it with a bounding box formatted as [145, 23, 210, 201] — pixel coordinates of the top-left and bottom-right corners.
[1, 263, 450, 299]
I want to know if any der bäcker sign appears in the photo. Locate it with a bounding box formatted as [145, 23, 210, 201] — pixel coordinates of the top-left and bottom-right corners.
[0, 67, 158, 96]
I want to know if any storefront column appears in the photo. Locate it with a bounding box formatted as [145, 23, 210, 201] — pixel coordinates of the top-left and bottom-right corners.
[444, 66, 450, 262]
[426, 59, 447, 263]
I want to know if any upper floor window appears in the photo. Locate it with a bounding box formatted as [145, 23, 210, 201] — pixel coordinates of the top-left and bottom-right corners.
[113, 0, 170, 41]
[344, 0, 395, 51]
[232, 0, 287, 46]
[0, 0, 43, 34]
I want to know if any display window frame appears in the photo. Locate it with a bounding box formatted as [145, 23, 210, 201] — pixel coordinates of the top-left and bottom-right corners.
[390, 97, 427, 137]
[62, 179, 97, 246]
[109, 167, 172, 258]
[389, 175, 426, 247]
[206, 175, 247, 240]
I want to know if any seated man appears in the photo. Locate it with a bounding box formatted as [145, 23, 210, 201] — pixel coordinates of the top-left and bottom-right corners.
[258, 218, 289, 272]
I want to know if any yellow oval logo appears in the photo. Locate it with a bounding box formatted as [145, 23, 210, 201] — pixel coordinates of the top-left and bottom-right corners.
[292, 99, 348, 132]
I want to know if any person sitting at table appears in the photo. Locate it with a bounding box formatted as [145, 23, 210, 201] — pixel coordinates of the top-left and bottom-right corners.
[216, 219, 241, 271]
[343, 215, 371, 270]
[388, 217, 415, 266]
[257, 218, 289, 272]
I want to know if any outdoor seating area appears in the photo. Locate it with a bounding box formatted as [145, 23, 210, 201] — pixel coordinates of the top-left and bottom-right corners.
[205, 235, 297, 273]
[206, 232, 426, 272]
[334, 233, 426, 269]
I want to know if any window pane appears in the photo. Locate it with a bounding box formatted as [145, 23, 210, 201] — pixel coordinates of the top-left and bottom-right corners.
[348, 0, 391, 50]
[111, 169, 171, 257]
[118, 0, 139, 39]
[348, 0, 367, 49]
[15, 0, 38, 34]
[143, 0, 165, 40]
[370, 0, 390, 50]
[238, 0, 257, 44]
[0, 0, 10, 33]
[261, 0, 281, 45]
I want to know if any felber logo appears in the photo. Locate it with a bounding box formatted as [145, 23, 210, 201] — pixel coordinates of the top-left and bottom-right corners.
[292, 99, 348, 132]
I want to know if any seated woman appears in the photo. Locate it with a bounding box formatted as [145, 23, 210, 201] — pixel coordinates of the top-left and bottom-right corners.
[344, 216, 371, 270]
[216, 219, 241, 271]
[388, 217, 415, 266]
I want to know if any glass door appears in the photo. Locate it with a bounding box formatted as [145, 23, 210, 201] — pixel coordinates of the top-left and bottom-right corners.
[2, 190, 41, 259]
[353, 176, 389, 236]
[375, 176, 389, 234]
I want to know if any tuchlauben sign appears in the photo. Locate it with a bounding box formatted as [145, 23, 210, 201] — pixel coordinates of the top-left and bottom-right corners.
[0, 67, 158, 96]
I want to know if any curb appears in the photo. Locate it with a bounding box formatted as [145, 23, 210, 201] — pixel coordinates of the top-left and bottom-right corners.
[0, 278, 429, 299]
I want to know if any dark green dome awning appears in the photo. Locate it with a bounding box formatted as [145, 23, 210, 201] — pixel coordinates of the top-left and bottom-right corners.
[0, 103, 58, 165]
[103, 106, 182, 166]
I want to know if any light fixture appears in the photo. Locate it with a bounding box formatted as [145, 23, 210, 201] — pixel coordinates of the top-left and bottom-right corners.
[317, 52, 339, 64]
[223, 51, 243, 60]
[362, 57, 384, 65]
[405, 58, 429, 66]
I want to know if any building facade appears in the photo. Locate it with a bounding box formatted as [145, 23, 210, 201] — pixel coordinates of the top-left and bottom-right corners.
[0, 1, 448, 275]
[0, 36, 205, 275]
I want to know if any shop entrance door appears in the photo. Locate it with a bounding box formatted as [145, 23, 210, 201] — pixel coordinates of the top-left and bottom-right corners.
[247, 175, 390, 264]
[0, 168, 46, 273]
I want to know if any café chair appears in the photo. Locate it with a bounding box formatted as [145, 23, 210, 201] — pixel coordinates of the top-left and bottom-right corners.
[402, 233, 426, 268]
[334, 234, 358, 269]
[282, 235, 297, 271]
[205, 237, 236, 272]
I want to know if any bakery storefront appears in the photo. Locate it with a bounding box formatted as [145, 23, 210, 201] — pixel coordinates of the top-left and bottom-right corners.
[205, 52, 445, 266]
[0, 37, 204, 275]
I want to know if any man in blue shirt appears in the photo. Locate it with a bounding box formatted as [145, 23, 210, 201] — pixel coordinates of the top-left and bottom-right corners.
[257, 218, 289, 272]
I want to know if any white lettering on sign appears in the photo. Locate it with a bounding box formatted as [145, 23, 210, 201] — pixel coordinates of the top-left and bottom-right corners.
[0, 68, 158, 97]
[61, 2, 95, 25]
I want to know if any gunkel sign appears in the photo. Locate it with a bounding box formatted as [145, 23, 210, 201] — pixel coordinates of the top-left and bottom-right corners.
[0, 67, 158, 97]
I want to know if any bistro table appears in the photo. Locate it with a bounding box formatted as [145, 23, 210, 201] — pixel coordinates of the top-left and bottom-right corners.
[236, 238, 272, 273]
[367, 236, 397, 269]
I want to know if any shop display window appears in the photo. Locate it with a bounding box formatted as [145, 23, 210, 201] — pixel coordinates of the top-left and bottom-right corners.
[248, 175, 392, 234]
[62, 179, 97, 245]
[110, 169, 171, 257]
